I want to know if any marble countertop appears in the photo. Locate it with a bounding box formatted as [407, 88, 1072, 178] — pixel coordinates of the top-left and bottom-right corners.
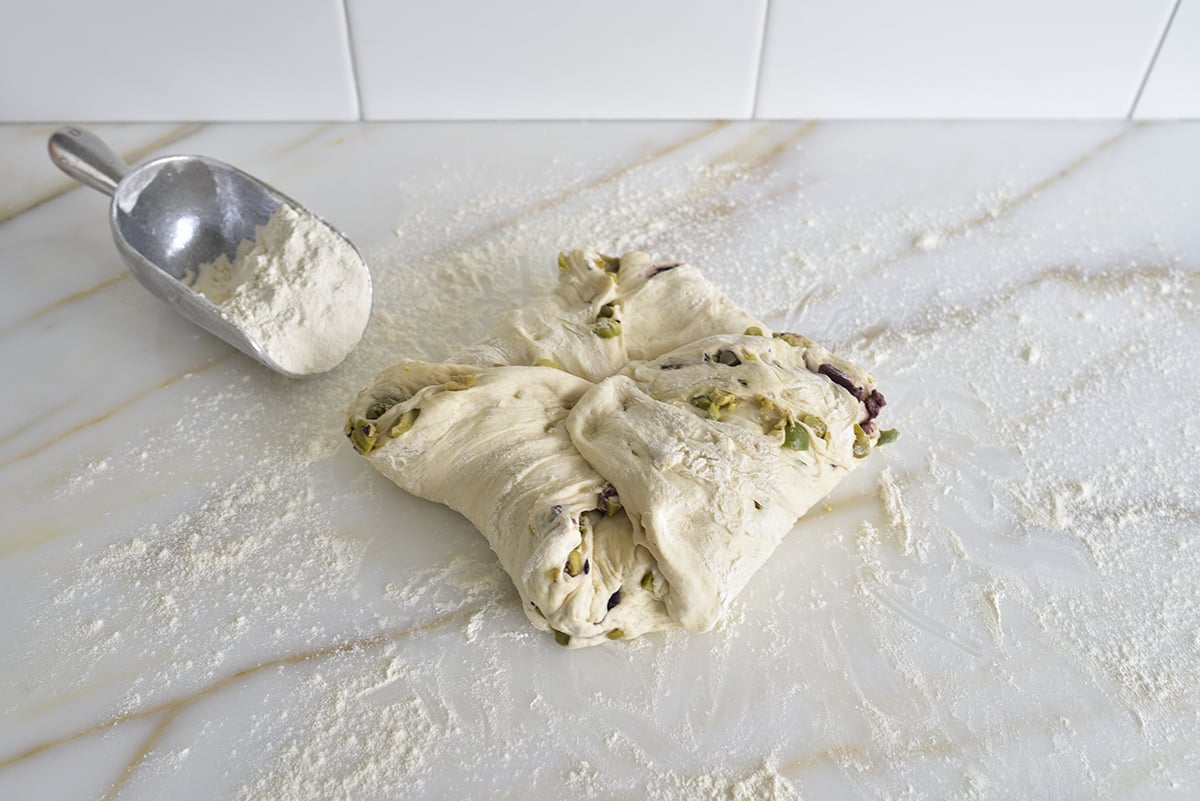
[1, 121, 1197, 800]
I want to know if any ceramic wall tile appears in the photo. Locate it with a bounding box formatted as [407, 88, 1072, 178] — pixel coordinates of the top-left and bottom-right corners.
[0, 0, 358, 121]
[1134, 1, 1200, 118]
[347, 0, 767, 119]
[755, 0, 1177, 118]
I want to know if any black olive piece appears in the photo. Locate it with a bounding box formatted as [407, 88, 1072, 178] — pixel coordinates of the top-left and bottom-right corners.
[818, 363, 866, 402]
[583, 559, 590, 574]
[550, 504, 563, 515]
[648, 262, 682, 277]
[717, 349, 741, 367]
[865, 389, 887, 420]
[607, 590, 622, 610]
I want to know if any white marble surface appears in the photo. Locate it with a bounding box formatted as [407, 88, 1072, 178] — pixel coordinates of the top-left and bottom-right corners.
[1, 121, 1198, 800]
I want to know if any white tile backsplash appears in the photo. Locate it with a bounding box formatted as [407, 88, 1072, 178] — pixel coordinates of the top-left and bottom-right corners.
[0, 1, 1193, 120]
[755, 0, 1177, 118]
[1134, 1, 1199, 118]
[347, 0, 767, 119]
[0, 0, 358, 121]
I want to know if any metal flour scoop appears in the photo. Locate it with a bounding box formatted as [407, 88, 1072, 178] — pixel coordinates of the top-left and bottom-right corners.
[47, 126, 369, 377]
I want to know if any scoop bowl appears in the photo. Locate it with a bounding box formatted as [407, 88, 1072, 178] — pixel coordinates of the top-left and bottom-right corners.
[48, 126, 367, 377]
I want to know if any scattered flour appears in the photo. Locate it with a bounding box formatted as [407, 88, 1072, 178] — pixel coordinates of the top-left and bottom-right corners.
[912, 231, 942, 251]
[27, 124, 1200, 800]
[188, 204, 371, 375]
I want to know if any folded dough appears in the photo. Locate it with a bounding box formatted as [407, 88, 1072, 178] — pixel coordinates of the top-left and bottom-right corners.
[347, 251, 888, 646]
[568, 333, 874, 632]
[451, 250, 762, 381]
[346, 361, 674, 647]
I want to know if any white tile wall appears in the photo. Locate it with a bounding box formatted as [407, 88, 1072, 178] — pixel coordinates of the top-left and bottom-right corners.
[0, 1, 1194, 120]
[0, 0, 358, 121]
[1134, 0, 1199, 118]
[346, 0, 768, 120]
[755, 0, 1177, 118]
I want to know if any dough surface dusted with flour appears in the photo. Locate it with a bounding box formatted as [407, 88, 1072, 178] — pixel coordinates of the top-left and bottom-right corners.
[347, 251, 890, 646]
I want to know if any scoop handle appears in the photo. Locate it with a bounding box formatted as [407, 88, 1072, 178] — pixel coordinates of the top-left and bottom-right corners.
[48, 126, 131, 196]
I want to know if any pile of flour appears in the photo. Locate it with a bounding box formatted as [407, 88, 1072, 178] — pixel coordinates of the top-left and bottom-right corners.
[187, 204, 371, 375]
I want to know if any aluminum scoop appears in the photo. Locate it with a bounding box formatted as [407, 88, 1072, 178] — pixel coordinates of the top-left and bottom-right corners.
[47, 126, 368, 377]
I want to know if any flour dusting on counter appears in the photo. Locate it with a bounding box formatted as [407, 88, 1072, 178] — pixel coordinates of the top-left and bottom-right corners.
[187, 204, 371, 375]
[19, 124, 1200, 800]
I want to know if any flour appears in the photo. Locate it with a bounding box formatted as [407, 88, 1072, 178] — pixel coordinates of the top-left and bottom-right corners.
[187, 204, 371, 375]
[30, 125, 1200, 800]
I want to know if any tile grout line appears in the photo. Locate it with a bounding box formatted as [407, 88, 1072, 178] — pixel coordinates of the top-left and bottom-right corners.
[750, 0, 774, 119]
[1127, 0, 1182, 119]
[340, 0, 366, 121]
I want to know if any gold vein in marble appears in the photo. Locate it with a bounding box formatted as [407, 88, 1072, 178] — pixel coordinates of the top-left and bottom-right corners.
[636, 123, 819, 251]
[872, 123, 1145, 271]
[710, 121, 818, 173]
[98, 707, 183, 801]
[0, 124, 206, 225]
[0, 272, 128, 339]
[763, 124, 1147, 321]
[270, 121, 342, 158]
[422, 121, 731, 262]
[856, 262, 1197, 352]
[0, 396, 75, 448]
[0, 352, 233, 470]
[0, 608, 475, 773]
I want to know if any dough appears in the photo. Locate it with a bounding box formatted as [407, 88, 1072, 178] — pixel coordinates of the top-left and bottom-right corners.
[567, 333, 876, 631]
[347, 251, 889, 646]
[451, 250, 762, 381]
[346, 361, 675, 647]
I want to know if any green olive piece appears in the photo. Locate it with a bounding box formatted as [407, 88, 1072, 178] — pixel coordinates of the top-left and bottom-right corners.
[444, 375, 477, 391]
[853, 423, 871, 459]
[773, 332, 805, 347]
[388, 408, 420, 437]
[557, 252, 570, 271]
[553, 629, 570, 646]
[534, 358, 562, 369]
[365, 393, 407, 420]
[782, 420, 810, 450]
[876, 428, 900, 445]
[607, 629, 625, 640]
[565, 548, 585, 577]
[800, 414, 828, 440]
[710, 389, 739, 420]
[598, 303, 615, 318]
[640, 571, 655, 592]
[349, 420, 378, 456]
[744, 326, 764, 336]
[593, 319, 622, 339]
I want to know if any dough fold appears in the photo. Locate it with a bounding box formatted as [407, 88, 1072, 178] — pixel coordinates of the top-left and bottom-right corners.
[347, 251, 888, 647]
[451, 250, 763, 381]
